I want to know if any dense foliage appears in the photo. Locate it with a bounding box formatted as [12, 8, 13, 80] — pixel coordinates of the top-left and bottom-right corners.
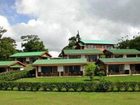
[0, 70, 35, 81]
[117, 35, 140, 50]
[21, 35, 46, 52]
[0, 27, 16, 60]
[85, 63, 96, 81]
[62, 32, 81, 50]
[0, 81, 139, 92]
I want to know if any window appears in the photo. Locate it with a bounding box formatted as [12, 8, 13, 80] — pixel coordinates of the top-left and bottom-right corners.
[86, 55, 97, 62]
[69, 55, 81, 58]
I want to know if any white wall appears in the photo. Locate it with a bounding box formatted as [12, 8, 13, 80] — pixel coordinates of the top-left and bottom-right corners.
[38, 66, 41, 72]
[20, 68, 24, 71]
[124, 64, 130, 70]
[57, 66, 64, 72]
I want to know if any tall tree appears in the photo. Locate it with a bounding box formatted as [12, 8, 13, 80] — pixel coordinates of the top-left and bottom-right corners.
[59, 32, 81, 57]
[117, 35, 130, 49]
[0, 27, 7, 39]
[63, 31, 81, 50]
[76, 30, 81, 42]
[117, 35, 140, 50]
[21, 35, 46, 52]
[0, 27, 16, 60]
[129, 36, 140, 50]
[0, 37, 16, 60]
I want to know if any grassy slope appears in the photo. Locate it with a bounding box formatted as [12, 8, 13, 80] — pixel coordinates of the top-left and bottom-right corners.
[17, 76, 88, 82]
[104, 75, 140, 82]
[0, 91, 139, 105]
[17, 75, 140, 82]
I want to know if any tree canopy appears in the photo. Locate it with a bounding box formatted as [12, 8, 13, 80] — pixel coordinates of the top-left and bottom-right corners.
[117, 35, 140, 50]
[0, 27, 16, 60]
[0, 27, 7, 39]
[85, 63, 96, 81]
[21, 35, 46, 52]
[63, 31, 81, 50]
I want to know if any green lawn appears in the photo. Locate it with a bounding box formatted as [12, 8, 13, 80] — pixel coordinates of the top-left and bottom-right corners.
[104, 75, 140, 82]
[17, 76, 88, 82]
[17, 75, 140, 82]
[0, 91, 139, 105]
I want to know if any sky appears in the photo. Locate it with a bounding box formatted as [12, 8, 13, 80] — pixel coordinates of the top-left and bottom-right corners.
[0, 0, 140, 57]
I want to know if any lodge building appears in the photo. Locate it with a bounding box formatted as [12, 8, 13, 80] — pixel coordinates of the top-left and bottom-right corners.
[1, 38, 140, 77]
[0, 61, 25, 73]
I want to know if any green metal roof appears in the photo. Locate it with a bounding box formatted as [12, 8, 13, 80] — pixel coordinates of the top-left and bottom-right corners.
[33, 58, 87, 66]
[99, 57, 140, 64]
[64, 49, 103, 55]
[10, 51, 48, 58]
[10, 64, 24, 68]
[106, 49, 140, 54]
[81, 40, 115, 45]
[0, 61, 17, 67]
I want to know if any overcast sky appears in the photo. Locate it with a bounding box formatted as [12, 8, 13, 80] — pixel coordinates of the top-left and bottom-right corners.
[0, 0, 140, 56]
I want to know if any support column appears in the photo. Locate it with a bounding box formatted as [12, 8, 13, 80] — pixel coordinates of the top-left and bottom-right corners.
[58, 72, 61, 76]
[58, 66, 63, 76]
[123, 54, 127, 58]
[129, 64, 132, 75]
[124, 64, 131, 75]
[81, 55, 85, 58]
[106, 65, 109, 76]
[81, 66, 85, 76]
[35, 67, 38, 78]
[6, 68, 9, 72]
[97, 55, 99, 59]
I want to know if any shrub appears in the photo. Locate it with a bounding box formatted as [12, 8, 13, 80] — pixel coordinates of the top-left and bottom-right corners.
[129, 82, 137, 91]
[83, 82, 95, 92]
[29, 82, 41, 91]
[1, 82, 10, 90]
[55, 83, 64, 92]
[17, 82, 30, 91]
[138, 82, 140, 91]
[42, 83, 48, 91]
[85, 63, 96, 81]
[95, 81, 111, 92]
[0, 81, 139, 92]
[42, 83, 56, 91]
[122, 82, 129, 91]
[0, 70, 35, 81]
[63, 82, 72, 92]
[115, 82, 124, 91]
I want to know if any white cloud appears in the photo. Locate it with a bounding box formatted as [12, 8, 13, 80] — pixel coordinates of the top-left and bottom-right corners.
[7, 0, 140, 57]
[49, 51, 60, 57]
[0, 15, 15, 38]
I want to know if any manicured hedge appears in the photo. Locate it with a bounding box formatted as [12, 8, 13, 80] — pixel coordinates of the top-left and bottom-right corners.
[0, 81, 140, 92]
[0, 70, 35, 81]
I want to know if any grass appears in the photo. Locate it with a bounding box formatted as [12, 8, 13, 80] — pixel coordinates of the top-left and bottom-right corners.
[17, 75, 140, 82]
[0, 91, 139, 105]
[17, 76, 88, 82]
[104, 75, 140, 82]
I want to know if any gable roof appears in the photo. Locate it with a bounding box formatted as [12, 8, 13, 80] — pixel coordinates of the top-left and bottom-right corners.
[10, 51, 51, 58]
[81, 40, 115, 45]
[105, 49, 140, 55]
[63, 49, 103, 55]
[33, 58, 87, 66]
[0, 61, 25, 67]
[99, 57, 140, 64]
